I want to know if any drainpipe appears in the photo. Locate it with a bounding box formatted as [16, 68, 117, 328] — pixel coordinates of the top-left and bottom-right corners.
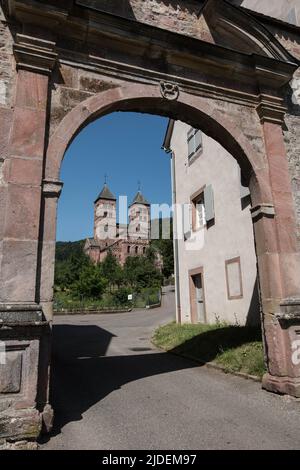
[162, 145, 182, 324]
[170, 151, 182, 323]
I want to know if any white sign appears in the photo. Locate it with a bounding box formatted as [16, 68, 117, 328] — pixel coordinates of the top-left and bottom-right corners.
[128, 294, 133, 301]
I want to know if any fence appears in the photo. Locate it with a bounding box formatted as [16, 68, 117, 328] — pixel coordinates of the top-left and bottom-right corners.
[53, 288, 162, 314]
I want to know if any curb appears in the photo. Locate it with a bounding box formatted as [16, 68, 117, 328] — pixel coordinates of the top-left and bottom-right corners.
[152, 342, 262, 383]
[146, 302, 162, 309]
[54, 308, 132, 316]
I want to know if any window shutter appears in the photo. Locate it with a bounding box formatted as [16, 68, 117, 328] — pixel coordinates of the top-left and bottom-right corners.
[187, 127, 195, 158]
[189, 203, 193, 230]
[240, 184, 250, 199]
[204, 185, 215, 223]
[194, 130, 202, 152]
[188, 138, 194, 158]
[187, 127, 194, 139]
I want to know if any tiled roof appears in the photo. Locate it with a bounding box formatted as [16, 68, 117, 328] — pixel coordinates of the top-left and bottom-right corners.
[95, 184, 116, 203]
[130, 191, 150, 206]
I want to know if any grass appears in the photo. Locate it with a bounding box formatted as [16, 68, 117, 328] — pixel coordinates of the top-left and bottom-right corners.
[152, 321, 266, 379]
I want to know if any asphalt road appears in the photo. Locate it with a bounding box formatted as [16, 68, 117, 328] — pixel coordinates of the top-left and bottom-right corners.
[41, 290, 300, 450]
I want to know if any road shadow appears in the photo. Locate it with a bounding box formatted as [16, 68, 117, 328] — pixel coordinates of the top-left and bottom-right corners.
[41, 321, 263, 443]
[40, 323, 198, 443]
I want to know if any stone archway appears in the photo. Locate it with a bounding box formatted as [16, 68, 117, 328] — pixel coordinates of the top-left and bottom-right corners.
[44, 81, 300, 397]
[1, 0, 300, 448]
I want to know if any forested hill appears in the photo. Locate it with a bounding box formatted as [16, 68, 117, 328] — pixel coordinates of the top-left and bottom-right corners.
[55, 240, 86, 262]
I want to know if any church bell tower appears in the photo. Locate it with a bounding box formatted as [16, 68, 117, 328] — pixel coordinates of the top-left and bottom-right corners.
[94, 183, 117, 241]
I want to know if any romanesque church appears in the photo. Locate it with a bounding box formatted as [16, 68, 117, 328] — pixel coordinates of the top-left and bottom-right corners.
[84, 183, 161, 268]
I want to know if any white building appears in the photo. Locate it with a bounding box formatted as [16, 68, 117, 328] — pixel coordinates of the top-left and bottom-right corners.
[162, 0, 300, 327]
[163, 120, 260, 326]
[230, 0, 299, 25]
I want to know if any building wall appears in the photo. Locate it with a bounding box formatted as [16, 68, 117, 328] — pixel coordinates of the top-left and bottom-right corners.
[86, 239, 151, 266]
[171, 121, 259, 326]
[233, 0, 300, 25]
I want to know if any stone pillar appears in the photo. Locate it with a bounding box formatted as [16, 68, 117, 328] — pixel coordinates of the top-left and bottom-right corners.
[39, 179, 63, 322]
[254, 97, 300, 397]
[0, 34, 56, 448]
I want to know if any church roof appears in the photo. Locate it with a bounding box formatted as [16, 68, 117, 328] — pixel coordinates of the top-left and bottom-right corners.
[130, 191, 150, 207]
[94, 184, 116, 203]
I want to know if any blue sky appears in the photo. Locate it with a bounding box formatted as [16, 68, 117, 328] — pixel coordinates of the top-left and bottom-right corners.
[56, 112, 171, 241]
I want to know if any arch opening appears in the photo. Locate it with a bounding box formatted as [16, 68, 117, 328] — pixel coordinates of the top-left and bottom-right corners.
[45, 104, 264, 444]
[46, 85, 258, 189]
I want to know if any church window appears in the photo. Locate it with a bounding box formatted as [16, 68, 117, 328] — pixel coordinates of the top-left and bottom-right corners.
[135, 246, 138, 254]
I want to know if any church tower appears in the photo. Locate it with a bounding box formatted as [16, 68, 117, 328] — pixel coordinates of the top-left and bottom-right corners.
[128, 189, 150, 240]
[94, 183, 117, 240]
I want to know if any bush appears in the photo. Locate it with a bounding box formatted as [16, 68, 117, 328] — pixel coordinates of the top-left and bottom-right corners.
[112, 287, 131, 306]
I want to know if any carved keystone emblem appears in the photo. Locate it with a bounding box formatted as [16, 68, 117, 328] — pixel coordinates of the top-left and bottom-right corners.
[160, 81, 179, 101]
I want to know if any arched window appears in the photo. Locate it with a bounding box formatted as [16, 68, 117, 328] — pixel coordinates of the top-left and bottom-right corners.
[135, 246, 138, 254]
[127, 246, 130, 254]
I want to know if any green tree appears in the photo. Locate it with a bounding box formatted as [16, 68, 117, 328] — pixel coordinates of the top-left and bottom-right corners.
[123, 255, 162, 291]
[55, 240, 90, 290]
[151, 218, 174, 279]
[100, 251, 124, 291]
[72, 264, 107, 300]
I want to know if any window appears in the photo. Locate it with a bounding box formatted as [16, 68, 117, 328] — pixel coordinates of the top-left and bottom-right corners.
[196, 195, 206, 230]
[104, 224, 108, 232]
[143, 247, 146, 254]
[135, 246, 138, 254]
[187, 127, 202, 162]
[103, 211, 108, 217]
[136, 224, 140, 232]
[127, 246, 131, 254]
[190, 185, 214, 233]
[225, 257, 243, 300]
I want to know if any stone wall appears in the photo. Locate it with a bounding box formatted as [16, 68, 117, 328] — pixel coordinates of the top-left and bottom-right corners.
[0, 20, 16, 109]
[0, 21, 16, 303]
[78, 0, 205, 39]
[49, 65, 121, 136]
[276, 33, 300, 245]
